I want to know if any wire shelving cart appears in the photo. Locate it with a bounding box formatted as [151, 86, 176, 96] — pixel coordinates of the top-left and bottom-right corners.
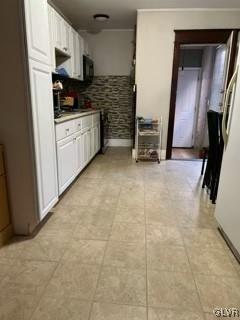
[135, 117, 163, 163]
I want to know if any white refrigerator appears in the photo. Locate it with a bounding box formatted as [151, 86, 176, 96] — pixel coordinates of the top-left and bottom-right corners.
[215, 44, 240, 259]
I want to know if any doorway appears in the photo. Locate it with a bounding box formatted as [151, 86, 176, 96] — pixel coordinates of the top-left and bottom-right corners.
[167, 30, 238, 160]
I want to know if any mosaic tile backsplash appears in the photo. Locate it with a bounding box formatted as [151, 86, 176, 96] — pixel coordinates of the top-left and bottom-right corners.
[65, 76, 134, 140]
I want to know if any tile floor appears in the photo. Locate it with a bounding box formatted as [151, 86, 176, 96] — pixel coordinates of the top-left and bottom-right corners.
[0, 147, 240, 319]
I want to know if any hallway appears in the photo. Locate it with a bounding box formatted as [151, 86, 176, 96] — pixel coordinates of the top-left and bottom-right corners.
[0, 148, 239, 319]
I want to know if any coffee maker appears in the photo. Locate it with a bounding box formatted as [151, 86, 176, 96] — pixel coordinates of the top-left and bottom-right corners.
[53, 80, 63, 118]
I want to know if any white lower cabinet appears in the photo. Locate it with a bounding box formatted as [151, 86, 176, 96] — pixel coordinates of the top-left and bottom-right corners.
[57, 135, 76, 194]
[56, 113, 100, 195]
[75, 132, 83, 175]
[93, 124, 101, 155]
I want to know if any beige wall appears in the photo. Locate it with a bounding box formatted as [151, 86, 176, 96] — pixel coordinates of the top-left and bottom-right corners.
[136, 9, 240, 151]
[80, 30, 134, 76]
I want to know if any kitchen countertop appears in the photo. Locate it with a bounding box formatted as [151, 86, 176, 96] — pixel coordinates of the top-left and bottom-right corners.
[54, 110, 100, 124]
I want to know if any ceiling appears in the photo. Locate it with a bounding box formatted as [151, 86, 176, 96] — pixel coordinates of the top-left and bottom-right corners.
[51, 0, 240, 30]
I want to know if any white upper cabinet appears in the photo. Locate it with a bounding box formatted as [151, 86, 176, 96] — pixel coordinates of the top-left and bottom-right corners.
[73, 31, 83, 80]
[61, 20, 70, 55]
[24, 0, 51, 65]
[48, 5, 56, 72]
[54, 11, 63, 51]
[47, 4, 87, 79]
[51, 8, 70, 55]
[28, 60, 58, 220]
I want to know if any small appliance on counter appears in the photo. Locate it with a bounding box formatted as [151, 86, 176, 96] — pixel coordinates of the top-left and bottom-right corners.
[61, 91, 79, 112]
[53, 80, 63, 118]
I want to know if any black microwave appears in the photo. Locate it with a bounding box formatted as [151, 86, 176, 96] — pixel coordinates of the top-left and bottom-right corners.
[83, 55, 94, 83]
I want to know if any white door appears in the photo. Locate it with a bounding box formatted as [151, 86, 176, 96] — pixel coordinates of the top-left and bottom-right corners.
[28, 60, 58, 220]
[24, 0, 51, 65]
[57, 136, 76, 195]
[75, 132, 83, 175]
[209, 45, 227, 111]
[173, 69, 200, 148]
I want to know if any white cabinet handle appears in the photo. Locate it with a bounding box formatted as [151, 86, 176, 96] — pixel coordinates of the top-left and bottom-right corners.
[222, 66, 238, 146]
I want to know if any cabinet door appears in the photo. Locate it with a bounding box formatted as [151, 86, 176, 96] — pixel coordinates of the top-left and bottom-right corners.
[24, 0, 51, 65]
[75, 133, 83, 175]
[28, 60, 58, 220]
[48, 5, 56, 72]
[92, 124, 100, 155]
[57, 136, 76, 195]
[90, 127, 95, 159]
[97, 124, 101, 152]
[68, 28, 75, 77]
[61, 20, 70, 54]
[54, 11, 62, 51]
[82, 131, 88, 167]
[73, 31, 81, 79]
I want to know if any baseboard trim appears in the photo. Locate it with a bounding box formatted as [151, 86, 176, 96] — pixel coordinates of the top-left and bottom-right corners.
[108, 139, 133, 147]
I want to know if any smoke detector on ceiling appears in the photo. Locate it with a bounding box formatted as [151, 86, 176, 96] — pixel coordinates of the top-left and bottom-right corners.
[93, 14, 110, 22]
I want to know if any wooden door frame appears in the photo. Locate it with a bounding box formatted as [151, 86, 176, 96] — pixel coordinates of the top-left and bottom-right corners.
[166, 29, 239, 159]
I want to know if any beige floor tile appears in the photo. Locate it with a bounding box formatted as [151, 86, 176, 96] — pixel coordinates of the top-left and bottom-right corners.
[118, 193, 145, 207]
[0, 293, 38, 320]
[95, 266, 146, 306]
[0, 260, 56, 297]
[195, 275, 240, 313]
[176, 210, 218, 229]
[204, 314, 216, 320]
[60, 190, 93, 207]
[93, 183, 121, 198]
[187, 246, 238, 277]
[63, 239, 106, 264]
[90, 195, 119, 208]
[147, 225, 183, 246]
[44, 261, 100, 300]
[47, 206, 85, 225]
[182, 228, 224, 248]
[90, 302, 147, 320]
[31, 296, 91, 320]
[110, 223, 145, 242]
[20, 234, 69, 262]
[73, 222, 112, 240]
[78, 207, 116, 225]
[148, 308, 205, 320]
[148, 270, 201, 311]
[0, 237, 25, 259]
[147, 242, 191, 272]
[103, 241, 146, 269]
[145, 205, 177, 226]
[0, 258, 16, 281]
[114, 205, 145, 224]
